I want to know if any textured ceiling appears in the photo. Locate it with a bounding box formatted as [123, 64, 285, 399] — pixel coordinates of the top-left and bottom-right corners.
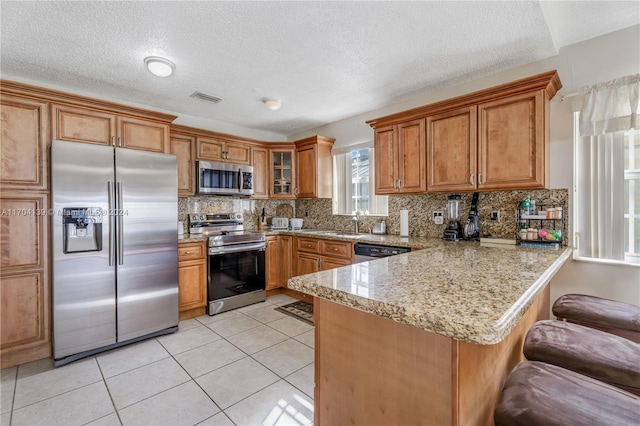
[1, 1, 638, 138]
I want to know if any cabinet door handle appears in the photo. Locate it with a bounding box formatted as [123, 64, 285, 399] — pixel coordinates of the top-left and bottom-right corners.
[478, 173, 483, 185]
[470, 173, 475, 186]
[111, 136, 116, 147]
[305, 244, 312, 248]
[398, 179, 402, 189]
[294, 187, 299, 196]
[183, 251, 194, 254]
[319, 258, 323, 268]
[332, 247, 339, 251]
[117, 136, 122, 147]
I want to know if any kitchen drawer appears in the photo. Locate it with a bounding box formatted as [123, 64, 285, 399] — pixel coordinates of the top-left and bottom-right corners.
[322, 240, 352, 259]
[178, 242, 206, 261]
[297, 237, 321, 253]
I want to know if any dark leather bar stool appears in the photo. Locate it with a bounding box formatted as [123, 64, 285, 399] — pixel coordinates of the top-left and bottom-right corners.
[553, 294, 640, 343]
[495, 361, 640, 426]
[523, 320, 640, 395]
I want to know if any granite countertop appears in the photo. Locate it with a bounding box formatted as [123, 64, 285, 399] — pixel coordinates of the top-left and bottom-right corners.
[287, 239, 571, 345]
[178, 234, 209, 244]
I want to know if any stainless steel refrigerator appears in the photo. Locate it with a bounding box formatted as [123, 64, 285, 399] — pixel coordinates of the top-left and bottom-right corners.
[51, 140, 178, 366]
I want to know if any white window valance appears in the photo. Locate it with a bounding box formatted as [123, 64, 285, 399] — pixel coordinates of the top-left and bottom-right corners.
[579, 73, 640, 137]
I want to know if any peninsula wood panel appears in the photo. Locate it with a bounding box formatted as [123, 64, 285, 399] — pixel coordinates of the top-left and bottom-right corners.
[118, 116, 170, 153]
[0, 95, 49, 190]
[0, 193, 48, 272]
[427, 106, 477, 192]
[170, 134, 196, 197]
[397, 118, 426, 193]
[0, 270, 50, 368]
[51, 104, 115, 146]
[315, 297, 453, 425]
[454, 285, 550, 426]
[374, 125, 397, 194]
[478, 90, 546, 190]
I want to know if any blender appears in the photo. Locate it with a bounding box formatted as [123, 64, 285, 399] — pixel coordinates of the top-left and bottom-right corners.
[443, 194, 463, 241]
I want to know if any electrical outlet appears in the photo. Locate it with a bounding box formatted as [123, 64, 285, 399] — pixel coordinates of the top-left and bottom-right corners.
[490, 210, 501, 222]
[433, 211, 444, 224]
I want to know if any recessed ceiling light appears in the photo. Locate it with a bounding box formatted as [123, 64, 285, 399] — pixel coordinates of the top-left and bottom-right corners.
[144, 56, 175, 77]
[263, 98, 282, 111]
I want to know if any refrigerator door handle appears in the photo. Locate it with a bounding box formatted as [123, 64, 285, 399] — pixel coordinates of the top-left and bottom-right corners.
[108, 181, 116, 266]
[117, 182, 124, 265]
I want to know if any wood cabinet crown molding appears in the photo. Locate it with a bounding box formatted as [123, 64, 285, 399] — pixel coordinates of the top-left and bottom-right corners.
[1, 80, 177, 124]
[170, 123, 267, 147]
[366, 70, 561, 129]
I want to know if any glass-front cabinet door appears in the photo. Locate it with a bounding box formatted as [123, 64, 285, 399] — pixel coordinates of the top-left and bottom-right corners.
[270, 149, 296, 198]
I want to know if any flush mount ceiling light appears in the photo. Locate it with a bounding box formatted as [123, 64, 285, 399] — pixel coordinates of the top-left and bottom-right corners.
[262, 98, 282, 111]
[144, 56, 175, 77]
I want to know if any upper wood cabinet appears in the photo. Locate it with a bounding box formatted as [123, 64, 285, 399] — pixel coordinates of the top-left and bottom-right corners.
[374, 119, 426, 195]
[427, 106, 477, 192]
[269, 149, 296, 199]
[170, 133, 196, 197]
[295, 135, 335, 199]
[251, 146, 269, 199]
[478, 91, 547, 190]
[52, 104, 171, 153]
[427, 91, 548, 192]
[368, 70, 561, 193]
[197, 137, 251, 165]
[0, 95, 49, 190]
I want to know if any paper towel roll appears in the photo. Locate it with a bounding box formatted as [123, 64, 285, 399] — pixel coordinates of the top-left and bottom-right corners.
[400, 209, 409, 237]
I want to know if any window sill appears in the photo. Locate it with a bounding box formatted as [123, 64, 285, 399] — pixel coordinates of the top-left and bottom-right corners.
[571, 250, 640, 268]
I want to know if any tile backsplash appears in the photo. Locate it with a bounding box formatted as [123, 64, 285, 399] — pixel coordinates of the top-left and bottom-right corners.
[180, 188, 568, 242]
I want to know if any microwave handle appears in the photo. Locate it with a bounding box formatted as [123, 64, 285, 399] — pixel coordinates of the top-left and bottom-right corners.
[238, 168, 242, 192]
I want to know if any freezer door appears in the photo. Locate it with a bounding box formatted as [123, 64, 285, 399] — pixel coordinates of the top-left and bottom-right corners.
[115, 148, 178, 341]
[52, 140, 116, 359]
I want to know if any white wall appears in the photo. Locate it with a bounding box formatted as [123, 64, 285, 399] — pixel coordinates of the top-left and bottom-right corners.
[292, 25, 640, 307]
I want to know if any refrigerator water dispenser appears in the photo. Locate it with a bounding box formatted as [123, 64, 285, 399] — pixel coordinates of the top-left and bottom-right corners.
[62, 207, 103, 253]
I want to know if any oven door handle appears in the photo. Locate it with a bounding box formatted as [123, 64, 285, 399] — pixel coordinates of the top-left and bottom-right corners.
[209, 242, 266, 255]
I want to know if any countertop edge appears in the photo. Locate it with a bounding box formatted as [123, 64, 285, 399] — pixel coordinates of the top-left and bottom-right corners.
[288, 246, 572, 345]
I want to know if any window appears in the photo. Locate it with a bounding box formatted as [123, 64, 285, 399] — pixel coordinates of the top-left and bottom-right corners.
[624, 130, 640, 259]
[333, 146, 388, 216]
[574, 74, 640, 265]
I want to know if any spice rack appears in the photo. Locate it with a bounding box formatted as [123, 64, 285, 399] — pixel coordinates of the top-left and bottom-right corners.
[516, 202, 565, 248]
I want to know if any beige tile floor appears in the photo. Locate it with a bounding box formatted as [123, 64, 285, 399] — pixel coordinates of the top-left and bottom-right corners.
[1, 294, 315, 426]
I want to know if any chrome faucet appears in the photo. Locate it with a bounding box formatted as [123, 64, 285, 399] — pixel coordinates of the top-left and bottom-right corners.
[352, 215, 359, 233]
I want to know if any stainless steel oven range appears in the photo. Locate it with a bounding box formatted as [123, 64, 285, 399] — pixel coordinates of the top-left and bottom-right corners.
[189, 213, 266, 315]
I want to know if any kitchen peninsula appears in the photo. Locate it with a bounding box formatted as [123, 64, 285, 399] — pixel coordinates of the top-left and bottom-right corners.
[287, 240, 571, 426]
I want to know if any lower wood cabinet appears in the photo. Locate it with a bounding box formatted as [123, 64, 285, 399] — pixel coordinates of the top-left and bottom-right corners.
[178, 242, 207, 320]
[294, 237, 353, 275]
[266, 235, 294, 290]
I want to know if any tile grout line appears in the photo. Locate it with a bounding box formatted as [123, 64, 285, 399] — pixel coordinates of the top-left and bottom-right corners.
[89, 356, 122, 426]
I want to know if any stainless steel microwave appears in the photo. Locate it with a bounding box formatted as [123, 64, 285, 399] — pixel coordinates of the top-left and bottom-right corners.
[197, 161, 254, 196]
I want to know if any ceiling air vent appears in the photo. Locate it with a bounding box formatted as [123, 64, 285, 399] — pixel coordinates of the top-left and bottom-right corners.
[190, 91, 222, 104]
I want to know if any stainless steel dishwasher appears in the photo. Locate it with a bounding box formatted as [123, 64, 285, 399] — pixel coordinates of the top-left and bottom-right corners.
[353, 243, 410, 263]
